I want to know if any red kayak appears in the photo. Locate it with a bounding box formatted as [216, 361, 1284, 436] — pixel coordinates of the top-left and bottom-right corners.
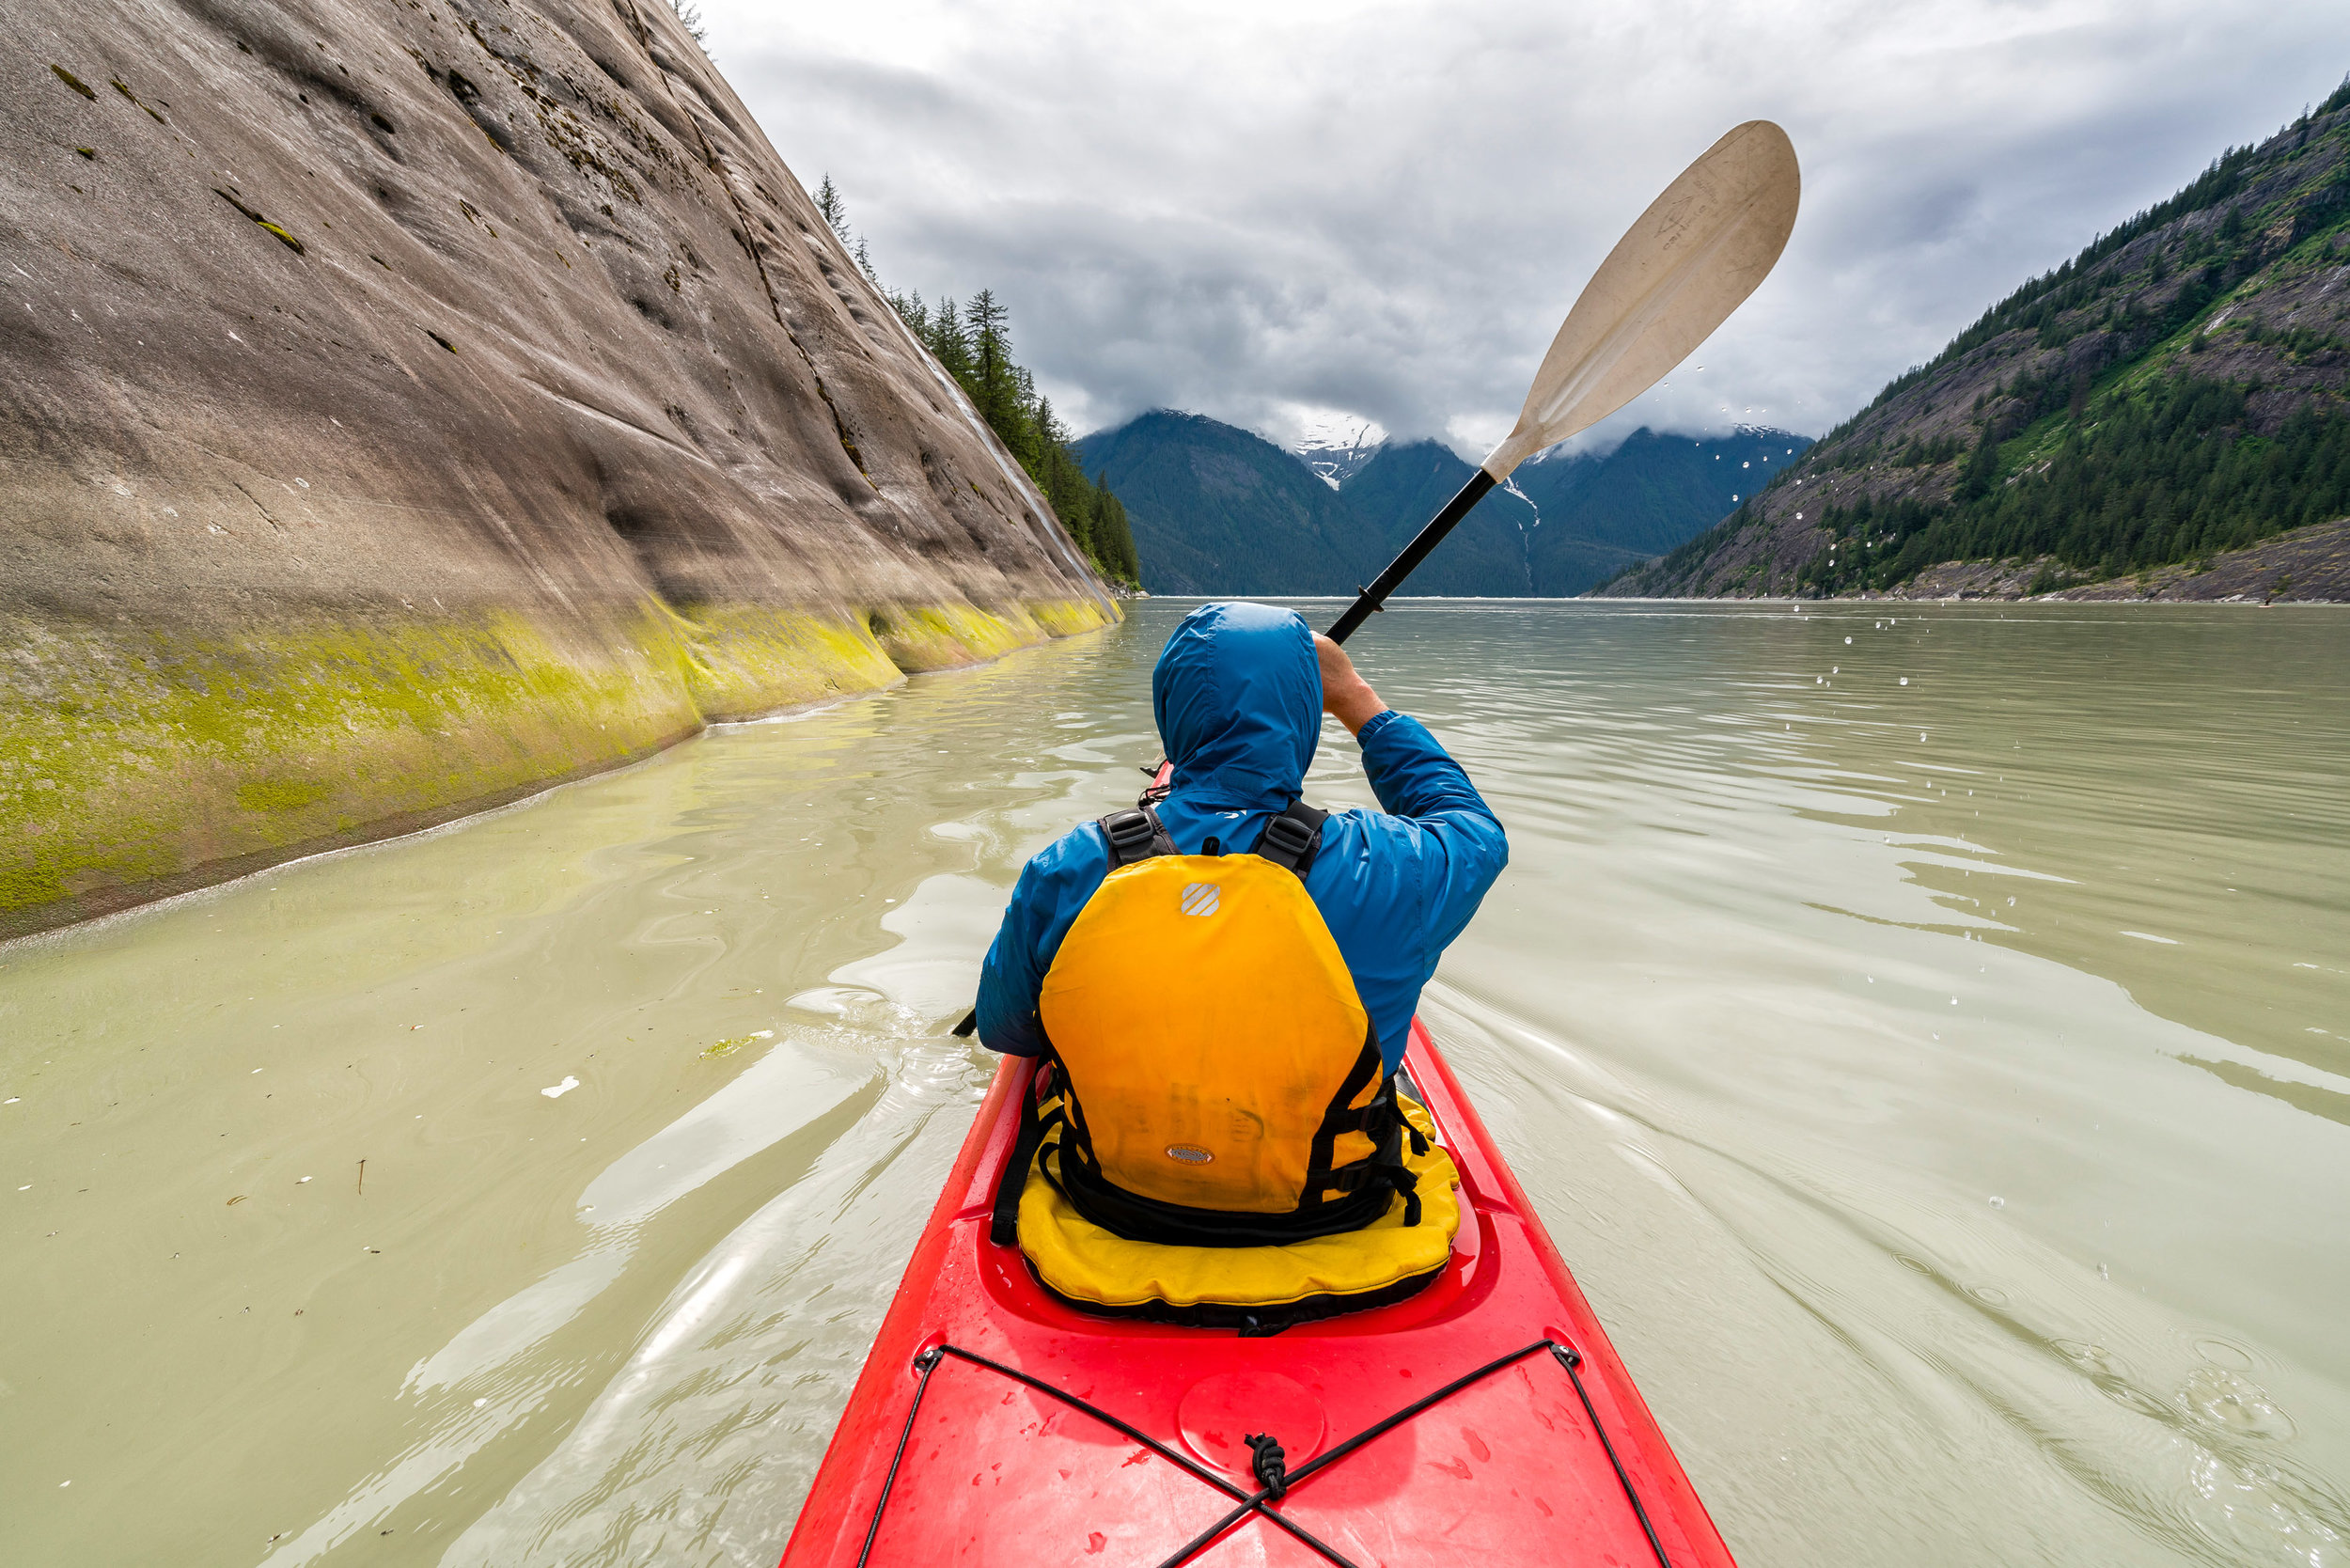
[780, 1018, 1737, 1566]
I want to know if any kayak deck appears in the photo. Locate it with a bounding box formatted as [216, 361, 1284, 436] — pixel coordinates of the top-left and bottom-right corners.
[781, 1021, 1735, 1567]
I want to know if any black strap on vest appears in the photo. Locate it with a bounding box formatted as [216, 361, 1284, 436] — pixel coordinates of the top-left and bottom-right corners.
[1037, 1023, 1421, 1249]
[991, 1048, 1424, 1254]
[989, 1058, 1057, 1247]
[1100, 805, 1177, 868]
[1098, 799, 1327, 877]
[1251, 799, 1328, 875]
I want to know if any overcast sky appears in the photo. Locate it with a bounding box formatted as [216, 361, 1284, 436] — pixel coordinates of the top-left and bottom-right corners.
[696, 0, 2350, 457]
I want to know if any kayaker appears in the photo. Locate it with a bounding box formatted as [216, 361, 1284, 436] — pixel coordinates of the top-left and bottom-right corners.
[975, 601, 1506, 1266]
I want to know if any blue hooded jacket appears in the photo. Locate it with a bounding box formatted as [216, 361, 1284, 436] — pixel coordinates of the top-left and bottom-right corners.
[977, 602, 1507, 1073]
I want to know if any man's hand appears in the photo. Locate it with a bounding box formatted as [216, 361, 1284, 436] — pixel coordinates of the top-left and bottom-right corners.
[1314, 634, 1389, 737]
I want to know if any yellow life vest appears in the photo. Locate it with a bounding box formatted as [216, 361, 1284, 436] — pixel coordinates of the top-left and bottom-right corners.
[1001, 802, 1443, 1272]
[993, 801, 1458, 1324]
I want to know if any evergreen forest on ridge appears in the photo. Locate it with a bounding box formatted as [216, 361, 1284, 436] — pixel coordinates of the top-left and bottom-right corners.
[1613, 75, 2350, 599]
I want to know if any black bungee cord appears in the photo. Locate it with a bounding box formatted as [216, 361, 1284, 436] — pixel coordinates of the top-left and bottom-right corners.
[853, 1337, 1673, 1568]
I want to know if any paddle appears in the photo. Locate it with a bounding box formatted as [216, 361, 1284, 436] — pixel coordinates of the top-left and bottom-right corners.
[1324, 120, 1801, 644]
[947, 123, 1797, 1043]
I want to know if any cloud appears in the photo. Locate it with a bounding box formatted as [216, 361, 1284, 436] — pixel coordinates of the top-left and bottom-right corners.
[698, 0, 2350, 454]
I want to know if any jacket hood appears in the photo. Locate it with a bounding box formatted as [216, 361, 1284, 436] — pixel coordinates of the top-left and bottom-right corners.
[1152, 602, 1322, 809]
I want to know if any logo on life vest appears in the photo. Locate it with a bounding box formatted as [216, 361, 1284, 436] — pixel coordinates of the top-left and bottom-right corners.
[1166, 1143, 1214, 1164]
[1179, 882, 1220, 917]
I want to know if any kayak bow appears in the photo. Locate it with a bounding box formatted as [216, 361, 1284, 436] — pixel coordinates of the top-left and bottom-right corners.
[780, 1019, 1736, 1567]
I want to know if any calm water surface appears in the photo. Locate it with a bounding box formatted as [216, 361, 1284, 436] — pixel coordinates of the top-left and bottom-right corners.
[4, 600, 2346, 1566]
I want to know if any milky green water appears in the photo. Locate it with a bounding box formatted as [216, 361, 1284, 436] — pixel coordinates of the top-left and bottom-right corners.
[4, 600, 2346, 1567]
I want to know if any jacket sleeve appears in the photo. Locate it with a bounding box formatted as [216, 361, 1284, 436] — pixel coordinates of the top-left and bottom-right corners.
[1355, 709, 1508, 959]
[975, 824, 1106, 1057]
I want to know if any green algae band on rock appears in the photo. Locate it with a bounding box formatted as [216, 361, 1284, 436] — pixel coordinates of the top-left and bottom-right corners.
[0, 0, 1120, 938]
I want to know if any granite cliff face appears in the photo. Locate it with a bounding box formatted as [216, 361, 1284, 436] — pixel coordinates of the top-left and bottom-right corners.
[0, 0, 1117, 935]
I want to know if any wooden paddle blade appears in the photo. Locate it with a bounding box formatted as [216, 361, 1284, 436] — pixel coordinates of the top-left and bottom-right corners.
[1482, 120, 1800, 479]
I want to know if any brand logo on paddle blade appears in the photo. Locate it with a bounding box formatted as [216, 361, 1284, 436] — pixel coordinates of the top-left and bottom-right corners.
[1166, 1143, 1214, 1164]
[1179, 882, 1220, 917]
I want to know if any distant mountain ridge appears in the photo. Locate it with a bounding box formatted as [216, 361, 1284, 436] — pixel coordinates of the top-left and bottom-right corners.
[1340, 440, 1542, 593]
[1077, 413, 1810, 596]
[1075, 412, 1380, 595]
[1606, 77, 2350, 600]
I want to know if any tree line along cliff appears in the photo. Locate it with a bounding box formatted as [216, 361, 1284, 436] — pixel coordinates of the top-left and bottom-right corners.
[0, 0, 1118, 937]
[812, 174, 1142, 590]
[1606, 77, 2350, 601]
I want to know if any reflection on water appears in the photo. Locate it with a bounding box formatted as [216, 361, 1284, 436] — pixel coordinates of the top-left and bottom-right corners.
[2, 601, 2344, 1567]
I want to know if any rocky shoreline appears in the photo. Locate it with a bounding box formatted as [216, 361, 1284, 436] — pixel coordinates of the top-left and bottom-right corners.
[1739, 516, 2349, 604]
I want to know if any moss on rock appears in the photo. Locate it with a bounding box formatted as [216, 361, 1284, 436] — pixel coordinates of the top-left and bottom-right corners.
[0, 593, 1117, 938]
[661, 603, 905, 719]
[864, 599, 1102, 674]
[1024, 598, 1122, 640]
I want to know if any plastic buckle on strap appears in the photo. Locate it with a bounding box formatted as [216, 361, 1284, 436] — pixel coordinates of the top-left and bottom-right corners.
[1103, 810, 1157, 864]
[1257, 812, 1315, 870]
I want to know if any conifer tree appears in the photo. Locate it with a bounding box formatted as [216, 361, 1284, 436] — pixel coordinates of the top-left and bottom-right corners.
[926, 296, 973, 384]
[1955, 424, 1999, 502]
[888, 290, 929, 337]
[815, 175, 848, 243]
[965, 290, 1014, 427]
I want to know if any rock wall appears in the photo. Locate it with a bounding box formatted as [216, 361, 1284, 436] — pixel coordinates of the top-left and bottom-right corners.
[0, 0, 1118, 936]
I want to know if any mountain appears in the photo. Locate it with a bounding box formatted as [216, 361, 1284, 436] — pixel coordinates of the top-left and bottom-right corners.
[1082, 411, 1813, 595]
[1514, 427, 1812, 592]
[1294, 416, 1387, 490]
[1518, 428, 1809, 555]
[1341, 441, 1541, 593]
[1, 0, 1114, 936]
[1606, 78, 2350, 599]
[1333, 426, 1810, 595]
[1077, 411, 1382, 593]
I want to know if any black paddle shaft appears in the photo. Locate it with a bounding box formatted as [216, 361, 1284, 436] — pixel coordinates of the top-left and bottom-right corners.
[1324, 468, 1499, 644]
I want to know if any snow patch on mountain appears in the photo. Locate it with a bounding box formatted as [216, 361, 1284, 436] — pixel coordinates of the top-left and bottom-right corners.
[1290, 409, 1388, 490]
